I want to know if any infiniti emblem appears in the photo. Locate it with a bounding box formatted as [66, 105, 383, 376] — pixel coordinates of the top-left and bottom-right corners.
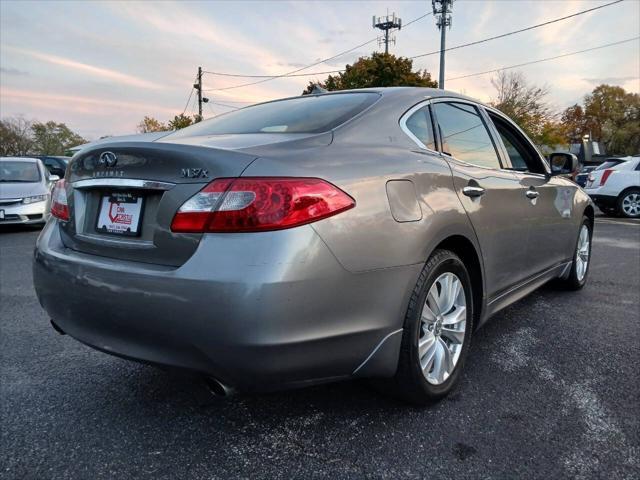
[99, 151, 118, 167]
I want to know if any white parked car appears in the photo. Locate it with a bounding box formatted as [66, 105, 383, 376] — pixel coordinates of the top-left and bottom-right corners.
[0, 157, 59, 225]
[585, 156, 640, 218]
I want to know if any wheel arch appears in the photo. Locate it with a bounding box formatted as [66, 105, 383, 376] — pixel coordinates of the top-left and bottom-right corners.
[583, 204, 595, 225]
[431, 234, 485, 329]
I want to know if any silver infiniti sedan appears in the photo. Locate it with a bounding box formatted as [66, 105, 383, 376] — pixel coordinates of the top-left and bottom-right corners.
[33, 88, 593, 403]
[1, 157, 59, 225]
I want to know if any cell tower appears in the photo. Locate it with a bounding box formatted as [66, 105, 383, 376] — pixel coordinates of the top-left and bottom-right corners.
[373, 12, 402, 54]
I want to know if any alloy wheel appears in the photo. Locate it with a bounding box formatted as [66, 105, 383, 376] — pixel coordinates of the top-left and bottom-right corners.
[621, 193, 640, 217]
[575, 224, 590, 281]
[418, 272, 467, 385]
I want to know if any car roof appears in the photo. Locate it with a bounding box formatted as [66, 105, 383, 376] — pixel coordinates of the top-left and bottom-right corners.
[269, 87, 485, 108]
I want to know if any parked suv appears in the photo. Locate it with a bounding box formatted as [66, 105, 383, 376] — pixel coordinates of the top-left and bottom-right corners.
[585, 156, 640, 217]
[33, 88, 593, 403]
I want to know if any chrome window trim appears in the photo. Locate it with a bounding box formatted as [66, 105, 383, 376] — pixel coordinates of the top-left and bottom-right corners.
[71, 178, 175, 190]
[399, 100, 439, 154]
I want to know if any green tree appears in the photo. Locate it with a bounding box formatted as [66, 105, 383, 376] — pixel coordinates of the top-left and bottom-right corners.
[137, 116, 168, 133]
[30, 121, 86, 155]
[301, 52, 437, 94]
[0, 117, 34, 156]
[560, 104, 587, 143]
[560, 84, 640, 155]
[584, 84, 639, 155]
[168, 114, 201, 130]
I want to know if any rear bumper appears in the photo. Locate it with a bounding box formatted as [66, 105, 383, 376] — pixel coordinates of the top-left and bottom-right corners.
[0, 200, 48, 225]
[33, 220, 419, 391]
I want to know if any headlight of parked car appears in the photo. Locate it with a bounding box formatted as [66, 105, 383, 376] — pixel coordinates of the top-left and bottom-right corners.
[22, 194, 48, 204]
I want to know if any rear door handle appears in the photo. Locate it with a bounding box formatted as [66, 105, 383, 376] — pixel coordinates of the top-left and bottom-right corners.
[526, 190, 539, 199]
[462, 186, 485, 198]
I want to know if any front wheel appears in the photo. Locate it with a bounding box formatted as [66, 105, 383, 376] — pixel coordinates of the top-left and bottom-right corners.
[556, 216, 592, 290]
[391, 249, 474, 404]
[618, 189, 640, 218]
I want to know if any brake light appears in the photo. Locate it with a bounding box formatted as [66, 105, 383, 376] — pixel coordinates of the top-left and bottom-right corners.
[600, 169, 614, 186]
[50, 179, 70, 221]
[171, 177, 355, 233]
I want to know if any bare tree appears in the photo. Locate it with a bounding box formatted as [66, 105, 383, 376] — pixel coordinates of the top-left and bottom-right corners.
[490, 71, 555, 143]
[0, 116, 34, 156]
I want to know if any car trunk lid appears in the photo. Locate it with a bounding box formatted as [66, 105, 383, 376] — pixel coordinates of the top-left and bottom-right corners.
[60, 141, 258, 266]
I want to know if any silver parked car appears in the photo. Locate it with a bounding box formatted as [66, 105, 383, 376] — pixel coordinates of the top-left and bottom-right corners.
[1, 157, 59, 225]
[33, 88, 593, 403]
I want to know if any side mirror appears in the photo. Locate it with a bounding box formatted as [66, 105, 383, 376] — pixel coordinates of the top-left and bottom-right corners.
[549, 152, 578, 176]
[49, 175, 61, 182]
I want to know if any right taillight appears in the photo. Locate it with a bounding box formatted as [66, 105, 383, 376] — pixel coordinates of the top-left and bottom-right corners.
[600, 169, 614, 186]
[50, 179, 70, 221]
[171, 177, 355, 233]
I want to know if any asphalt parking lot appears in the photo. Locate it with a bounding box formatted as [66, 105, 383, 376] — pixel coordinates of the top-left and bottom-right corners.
[1, 216, 639, 480]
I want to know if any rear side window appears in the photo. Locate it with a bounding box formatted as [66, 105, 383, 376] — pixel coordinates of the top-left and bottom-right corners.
[596, 160, 622, 170]
[433, 102, 501, 169]
[166, 93, 380, 137]
[404, 106, 436, 150]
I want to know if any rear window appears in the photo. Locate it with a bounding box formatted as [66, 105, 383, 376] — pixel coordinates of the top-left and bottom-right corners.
[0, 161, 41, 182]
[596, 160, 623, 170]
[166, 93, 379, 138]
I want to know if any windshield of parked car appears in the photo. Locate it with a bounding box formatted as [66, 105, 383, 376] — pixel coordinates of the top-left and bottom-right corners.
[0, 161, 41, 182]
[166, 93, 380, 138]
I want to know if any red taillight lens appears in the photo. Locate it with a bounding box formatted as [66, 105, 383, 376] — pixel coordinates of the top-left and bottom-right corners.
[171, 177, 355, 233]
[600, 169, 614, 186]
[50, 179, 70, 221]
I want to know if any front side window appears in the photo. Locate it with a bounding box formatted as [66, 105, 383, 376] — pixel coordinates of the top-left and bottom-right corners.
[489, 113, 546, 174]
[165, 92, 380, 138]
[433, 102, 501, 169]
[404, 106, 436, 150]
[0, 161, 41, 182]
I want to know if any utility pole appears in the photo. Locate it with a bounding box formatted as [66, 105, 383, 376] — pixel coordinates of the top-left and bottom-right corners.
[373, 12, 402, 54]
[192, 66, 209, 120]
[432, 0, 453, 89]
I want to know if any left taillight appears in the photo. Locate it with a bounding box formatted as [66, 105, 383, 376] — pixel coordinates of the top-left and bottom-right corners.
[50, 179, 70, 221]
[600, 169, 614, 186]
[171, 177, 355, 233]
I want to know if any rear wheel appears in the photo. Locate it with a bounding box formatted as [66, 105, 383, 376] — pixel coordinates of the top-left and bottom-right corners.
[391, 249, 474, 404]
[617, 189, 640, 218]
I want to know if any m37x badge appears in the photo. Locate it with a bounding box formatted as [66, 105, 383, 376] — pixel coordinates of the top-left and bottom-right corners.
[181, 168, 209, 179]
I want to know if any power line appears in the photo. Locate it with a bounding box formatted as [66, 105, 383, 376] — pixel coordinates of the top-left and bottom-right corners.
[209, 100, 241, 110]
[446, 36, 639, 81]
[410, 0, 625, 60]
[180, 84, 195, 116]
[203, 12, 432, 92]
[202, 69, 344, 80]
[198, 0, 624, 91]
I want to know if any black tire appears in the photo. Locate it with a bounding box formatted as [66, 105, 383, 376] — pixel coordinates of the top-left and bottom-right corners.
[617, 188, 640, 218]
[391, 249, 474, 405]
[556, 216, 592, 290]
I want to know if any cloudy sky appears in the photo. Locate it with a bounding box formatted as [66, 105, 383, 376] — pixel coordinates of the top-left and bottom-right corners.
[1, 0, 638, 140]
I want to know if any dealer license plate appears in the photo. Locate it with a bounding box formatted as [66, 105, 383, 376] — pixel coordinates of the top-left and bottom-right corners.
[96, 192, 144, 236]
